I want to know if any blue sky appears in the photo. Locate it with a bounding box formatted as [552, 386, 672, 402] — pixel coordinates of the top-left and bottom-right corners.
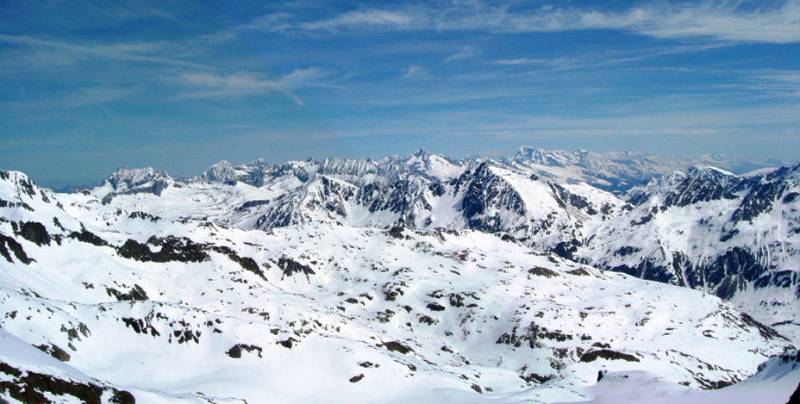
[1, 0, 799, 187]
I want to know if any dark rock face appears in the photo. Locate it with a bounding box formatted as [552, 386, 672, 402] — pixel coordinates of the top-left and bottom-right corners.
[118, 237, 209, 263]
[117, 239, 152, 260]
[0, 198, 33, 211]
[172, 329, 201, 344]
[277, 257, 315, 280]
[0, 361, 135, 404]
[276, 338, 297, 349]
[35, 343, 71, 362]
[550, 183, 599, 215]
[418, 315, 437, 325]
[628, 166, 740, 208]
[226, 344, 263, 358]
[609, 259, 680, 285]
[529, 267, 559, 278]
[739, 313, 787, 341]
[613, 246, 640, 257]
[609, 245, 800, 302]
[754, 271, 800, 299]
[553, 241, 580, 261]
[388, 225, 405, 239]
[69, 228, 109, 246]
[497, 322, 573, 348]
[381, 340, 413, 354]
[520, 372, 554, 384]
[236, 199, 270, 211]
[115, 235, 266, 283]
[106, 284, 148, 302]
[664, 167, 739, 208]
[0, 233, 33, 264]
[117, 236, 265, 281]
[128, 211, 160, 222]
[122, 317, 160, 337]
[358, 178, 430, 225]
[459, 163, 526, 232]
[566, 268, 591, 277]
[731, 166, 793, 225]
[787, 382, 800, 404]
[705, 248, 763, 299]
[579, 349, 640, 363]
[210, 245, 265, 280]
[17, 221, 51, 246]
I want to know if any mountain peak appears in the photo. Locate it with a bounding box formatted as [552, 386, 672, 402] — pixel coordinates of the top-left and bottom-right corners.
[202, 160, 237, 184]
[0, 170, 33, 185]
[686, 165, 738, 179]
[0, 170, 39, 201]
[411, 148, 430, 159]
[107, 167, 171, 189]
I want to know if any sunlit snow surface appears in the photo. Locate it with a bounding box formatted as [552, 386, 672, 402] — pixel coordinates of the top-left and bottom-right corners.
[1, 157, 799, 403]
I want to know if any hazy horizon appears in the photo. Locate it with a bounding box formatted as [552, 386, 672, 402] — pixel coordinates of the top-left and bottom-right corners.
[10, 145, 796, 190]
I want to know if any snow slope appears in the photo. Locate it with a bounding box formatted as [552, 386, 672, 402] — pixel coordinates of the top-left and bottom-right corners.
[572, 350, 800, 404]
[1, 168, 795, 403]
[79, 151, 800, 345]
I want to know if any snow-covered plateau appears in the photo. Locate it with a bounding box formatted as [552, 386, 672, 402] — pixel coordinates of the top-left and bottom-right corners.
[1, 148, 798, 403]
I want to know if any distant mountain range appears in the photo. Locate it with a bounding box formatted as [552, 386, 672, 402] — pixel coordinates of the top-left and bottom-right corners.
[1, 147, 798, 403]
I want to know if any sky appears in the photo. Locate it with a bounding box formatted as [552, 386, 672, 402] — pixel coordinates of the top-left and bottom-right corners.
[1, 0, 799, 187]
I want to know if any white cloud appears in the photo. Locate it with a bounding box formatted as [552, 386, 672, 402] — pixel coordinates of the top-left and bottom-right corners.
[177, 68, 326, 105]
[725, 69, 800, 97]
[247, 1, 800, 44]
[493, 56, 593, 70]
[400, 65, 426, 79]
[58, 87, 136, 107]
[3, 86, 136, 109]
[241, 12, 295, 32]
[0, 34, 205, 68]
[301, 10, 414, 31]
[491, 43, 729, 71]
[443, 46, 480, 63]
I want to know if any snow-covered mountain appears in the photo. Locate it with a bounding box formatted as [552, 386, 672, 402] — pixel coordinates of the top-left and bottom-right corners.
[56, 149, 800, 342]
[2, 147, 799, 403]
[580, 163, 800, 341]
[505, 147, 788, 193]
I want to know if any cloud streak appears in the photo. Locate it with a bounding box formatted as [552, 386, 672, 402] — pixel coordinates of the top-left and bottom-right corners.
[2, 86, 137, 109]
[492, 42, 731, 71]
[248, 1, 800, 44]
[443, 46, 480, 63]
[177, 68, 326, 105]
[0, 34, 206, 69]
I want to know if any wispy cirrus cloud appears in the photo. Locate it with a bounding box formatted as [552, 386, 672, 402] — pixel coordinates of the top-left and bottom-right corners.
[492, 42, 730, 71]
[301, 10, 414, 31]
[177, 68, 327, 105]
[246, 1, 800, 44]
[400, 65, 427, 79]
[3, 86, 137, 109]
[716, 69, 800, 97]
[0, 34, 205, 69]
[443, 46, 480, 63]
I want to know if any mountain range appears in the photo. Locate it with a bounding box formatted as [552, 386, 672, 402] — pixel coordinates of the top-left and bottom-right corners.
[1, 147, 798, 403]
